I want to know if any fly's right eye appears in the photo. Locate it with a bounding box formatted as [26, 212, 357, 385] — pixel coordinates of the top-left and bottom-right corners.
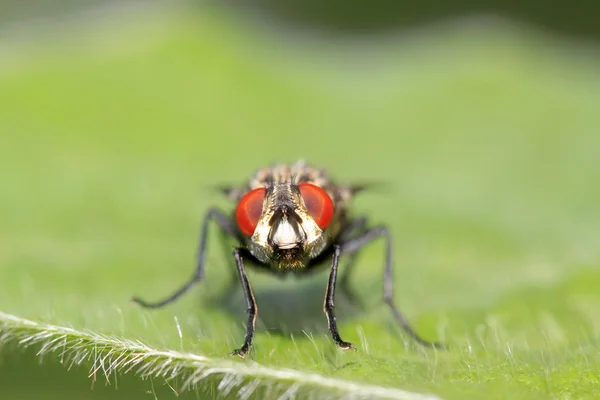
[236, 188, 266, 236]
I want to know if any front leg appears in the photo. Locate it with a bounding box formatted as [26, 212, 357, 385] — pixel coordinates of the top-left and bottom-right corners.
[230, 248, 258, 358]
[324, 244, 355, 350]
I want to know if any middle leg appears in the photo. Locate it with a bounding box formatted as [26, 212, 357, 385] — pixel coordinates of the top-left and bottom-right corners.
[341, 226, 443, 349]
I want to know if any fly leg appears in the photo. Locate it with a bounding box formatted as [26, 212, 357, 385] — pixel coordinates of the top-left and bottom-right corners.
[132, 208, 238, 308]
[230, 248, 258, 358]
[340, 226, 443, 349]
[324, 244, 355, 350]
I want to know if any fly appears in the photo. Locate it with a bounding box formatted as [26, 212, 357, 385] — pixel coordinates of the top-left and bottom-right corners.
[132, 161, 442, 357]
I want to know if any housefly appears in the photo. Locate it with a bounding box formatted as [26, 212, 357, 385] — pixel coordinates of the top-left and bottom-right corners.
[132, 161, 442, 357]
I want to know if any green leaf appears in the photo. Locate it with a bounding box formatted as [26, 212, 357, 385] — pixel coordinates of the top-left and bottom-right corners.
[1, 5, 600, 399]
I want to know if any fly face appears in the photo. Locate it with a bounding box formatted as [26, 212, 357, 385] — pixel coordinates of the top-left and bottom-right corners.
[235, 166, 338, 270]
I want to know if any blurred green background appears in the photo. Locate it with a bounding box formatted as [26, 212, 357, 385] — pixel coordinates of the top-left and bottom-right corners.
[3, 0, 600, 37]
[1, 1, 600, 399]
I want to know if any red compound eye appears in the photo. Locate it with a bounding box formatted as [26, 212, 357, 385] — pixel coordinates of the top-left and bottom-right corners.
[299, 183, 334, 229]
[236, 188, 266, 236]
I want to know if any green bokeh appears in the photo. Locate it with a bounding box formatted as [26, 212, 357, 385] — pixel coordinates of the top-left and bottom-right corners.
[1, 5, 600, 399]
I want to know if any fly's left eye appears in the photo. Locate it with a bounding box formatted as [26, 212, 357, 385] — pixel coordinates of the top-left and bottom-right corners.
[236, 187, 266, 236]
[298, 183, 334, 229]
